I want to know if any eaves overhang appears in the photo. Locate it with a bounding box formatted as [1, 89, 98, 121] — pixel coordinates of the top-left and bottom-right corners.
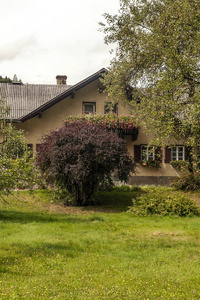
[19, 68, 108, 123]
[1, 119, 21, 123]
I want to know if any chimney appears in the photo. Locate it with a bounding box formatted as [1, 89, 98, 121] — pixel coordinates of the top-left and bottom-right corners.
[56, 75, 67, 85]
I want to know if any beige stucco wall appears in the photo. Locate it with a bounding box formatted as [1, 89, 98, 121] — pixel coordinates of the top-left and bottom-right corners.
[125, 129, 179, 177]
[6, 78, 179, 178]
[14, 79, 128, 148]
[134, 161, 180, 177]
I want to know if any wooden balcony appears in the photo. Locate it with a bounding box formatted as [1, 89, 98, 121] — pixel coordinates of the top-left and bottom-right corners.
[118, 127, 139, 141]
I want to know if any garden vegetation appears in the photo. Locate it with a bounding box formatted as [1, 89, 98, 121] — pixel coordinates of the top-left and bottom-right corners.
[128, 186, 199, 216]
[100, 0, 200, 172]
[37, 121, 136, 206]
[0, 187, 200, 299]
[0, 99, 38, 198]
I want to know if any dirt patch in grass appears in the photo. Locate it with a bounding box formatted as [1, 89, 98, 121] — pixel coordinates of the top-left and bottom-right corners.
[3, 188, 200, 215]
[45, 203, 123, 214]
[47, 203, 90, 215]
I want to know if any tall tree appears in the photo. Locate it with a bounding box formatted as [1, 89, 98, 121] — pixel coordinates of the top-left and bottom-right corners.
[100, 0, 200, 168]
[0, 98, 37, 197]
[0, 76, 12, 83]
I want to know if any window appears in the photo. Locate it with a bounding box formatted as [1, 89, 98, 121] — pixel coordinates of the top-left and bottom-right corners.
[171, 146, 185, 161]
[134, 145, 161, 163]
[141, 145, 154, 161]
[83, 102, 96, 114]
[104, 102, 118, 114]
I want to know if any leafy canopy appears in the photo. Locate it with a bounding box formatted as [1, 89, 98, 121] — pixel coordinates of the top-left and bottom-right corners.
[0, 98, 37, 197]
[0, 124, 28, 159]
[100, 0, 200, 163]
[37, 121, 136, 206]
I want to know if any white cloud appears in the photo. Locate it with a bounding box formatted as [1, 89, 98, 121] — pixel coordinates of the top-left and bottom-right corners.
[0, 0, 120, 84]
[0, 35, 37, 62]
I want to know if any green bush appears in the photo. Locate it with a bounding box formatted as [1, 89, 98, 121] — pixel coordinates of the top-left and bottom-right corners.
[170, 160, 190, 170]
[128, 188, 199, 216]
[113, 185, 142, 192]
[50, 188, 74, 205]
[171, 172, 200, 191]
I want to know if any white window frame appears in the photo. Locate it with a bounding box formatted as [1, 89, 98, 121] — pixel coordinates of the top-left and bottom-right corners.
[171, 146, 185, 161]
[141, 145, 155, 161]
[83, 102, 96, 114]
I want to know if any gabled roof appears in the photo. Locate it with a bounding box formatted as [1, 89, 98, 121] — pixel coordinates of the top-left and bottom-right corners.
[19, 68, 107, 122]
[1, 83, 70, 120]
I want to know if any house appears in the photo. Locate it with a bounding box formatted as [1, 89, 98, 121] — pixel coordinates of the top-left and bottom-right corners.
[0, 68, 186, 185]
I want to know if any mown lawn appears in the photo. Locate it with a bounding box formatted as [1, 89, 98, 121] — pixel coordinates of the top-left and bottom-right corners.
[0, 188, 200, 299]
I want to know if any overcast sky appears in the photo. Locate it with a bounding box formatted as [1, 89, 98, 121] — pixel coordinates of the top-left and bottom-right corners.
[0, 0, 120, 85]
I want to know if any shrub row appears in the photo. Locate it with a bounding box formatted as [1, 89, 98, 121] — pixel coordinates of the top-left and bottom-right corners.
[129, 187, 199, 217]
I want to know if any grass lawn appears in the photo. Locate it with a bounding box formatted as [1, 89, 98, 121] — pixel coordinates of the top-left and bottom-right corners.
[0, 188, 200, 299]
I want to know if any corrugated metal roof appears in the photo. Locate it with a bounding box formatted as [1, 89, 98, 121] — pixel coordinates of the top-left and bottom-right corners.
[0, 83, 71, 119]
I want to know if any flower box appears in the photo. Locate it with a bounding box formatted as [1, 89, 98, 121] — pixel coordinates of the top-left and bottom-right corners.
[139, 160, 161, 168]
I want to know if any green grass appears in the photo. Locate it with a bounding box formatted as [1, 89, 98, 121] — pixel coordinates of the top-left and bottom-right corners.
[0, 188, 200, 299]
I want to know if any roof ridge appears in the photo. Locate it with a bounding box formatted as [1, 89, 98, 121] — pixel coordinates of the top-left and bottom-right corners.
[2, 68, 107, 121]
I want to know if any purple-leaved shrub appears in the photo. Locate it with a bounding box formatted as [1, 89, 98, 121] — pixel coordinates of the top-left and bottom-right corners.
[37, 121, 136, 206]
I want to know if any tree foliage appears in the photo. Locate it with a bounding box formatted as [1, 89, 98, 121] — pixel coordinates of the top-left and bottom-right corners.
[0, 96, 10, 119]
[0, 124, 38, 195]
[0, 76, 12, 83]
[0, 75, 22, 83]
[0, 152, 37, 195]
[0, 99, 37, 197]
[0, 124, 28, 159]
[37, 121, 136, 206]
[100, 0, 200, 167]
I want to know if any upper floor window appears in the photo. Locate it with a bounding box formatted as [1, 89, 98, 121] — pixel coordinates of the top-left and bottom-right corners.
[104, 102, 118, 114]
[171, 146, 185, 161]
[141, 145, 154, 161]
[83, 102, 96, 114]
